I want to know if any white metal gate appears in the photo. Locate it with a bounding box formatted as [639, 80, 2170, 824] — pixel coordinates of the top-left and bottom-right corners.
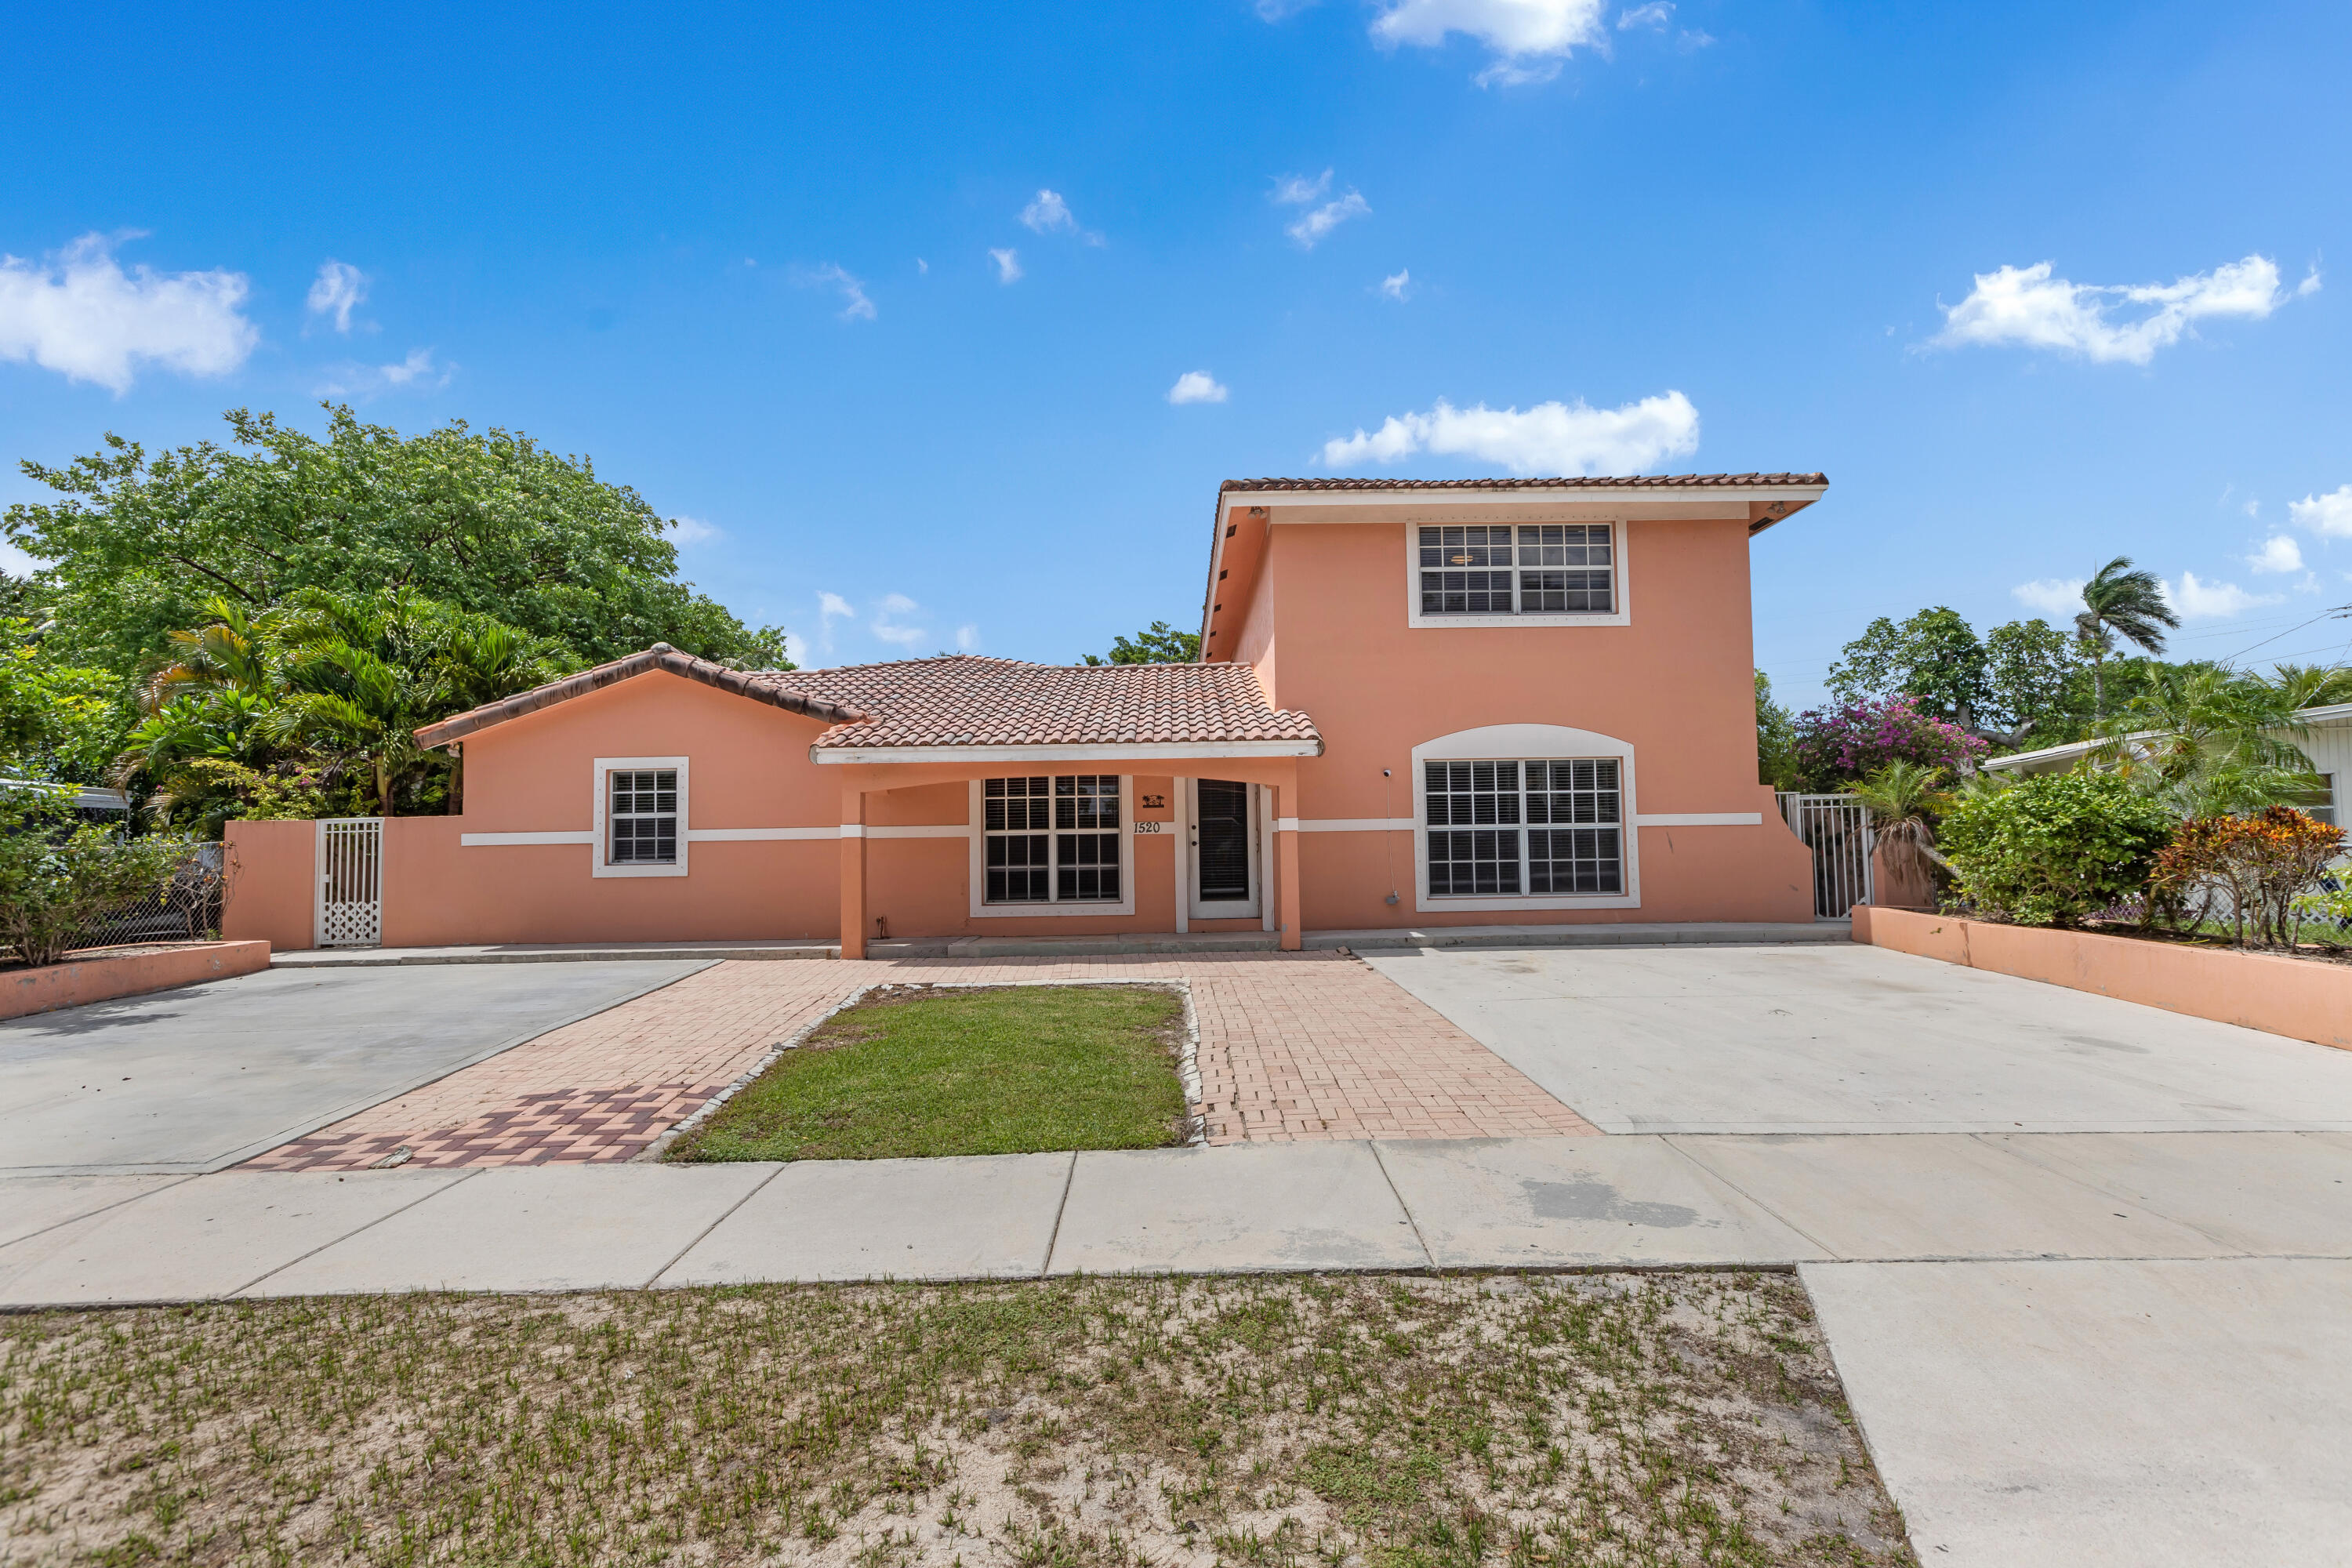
[316, 817, 384, 947]
[1777, 793, 1875, 920]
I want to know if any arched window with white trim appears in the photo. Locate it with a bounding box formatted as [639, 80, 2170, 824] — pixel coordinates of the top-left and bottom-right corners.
[1410, 725, 1640, 912]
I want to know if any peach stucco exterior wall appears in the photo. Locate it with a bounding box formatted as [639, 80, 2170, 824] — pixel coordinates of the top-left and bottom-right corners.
[1, 940, 272, 1019]
[1237, 517, 1814, 927]
[1853, 904, 2352, 1051]
[223, 818, 316, 951]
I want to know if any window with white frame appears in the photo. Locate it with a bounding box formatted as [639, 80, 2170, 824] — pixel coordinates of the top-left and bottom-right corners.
[1425, 759, 1622, 896]
[608, 768, 679, 864]
[1418, 524, 1613, 616]
[2310, 772, 2337, 827]
[982, 775, 1122, 902]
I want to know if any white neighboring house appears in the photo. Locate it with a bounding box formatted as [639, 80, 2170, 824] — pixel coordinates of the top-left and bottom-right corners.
[1980, 701, 2352, 829]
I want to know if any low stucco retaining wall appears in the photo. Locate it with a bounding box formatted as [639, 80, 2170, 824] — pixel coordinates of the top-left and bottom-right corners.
[0, 940, 272, 1021]
[1852, 904, 2352, 1051]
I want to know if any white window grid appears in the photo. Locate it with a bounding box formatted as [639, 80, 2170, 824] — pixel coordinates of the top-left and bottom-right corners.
[1424, 758, 1624, 897]
[608, 768, 679, 865]
[1418, 524, 1613, 616]
[982, 775, 1123, 903]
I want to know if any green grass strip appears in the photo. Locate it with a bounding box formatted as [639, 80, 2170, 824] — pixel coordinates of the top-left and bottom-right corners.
[670, 983, 1189, 1162]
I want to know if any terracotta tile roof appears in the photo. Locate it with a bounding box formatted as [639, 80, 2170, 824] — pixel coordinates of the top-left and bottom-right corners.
[413, 644, 869, 748]
[760, 655, 1321, 752]
[1220, 472, 1828, 492]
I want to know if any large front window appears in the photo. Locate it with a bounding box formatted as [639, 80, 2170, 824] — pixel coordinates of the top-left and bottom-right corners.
[983, 775, 1123, 903]
[1418, 524, 1613, 615]
[1425, 760, 1622, 895]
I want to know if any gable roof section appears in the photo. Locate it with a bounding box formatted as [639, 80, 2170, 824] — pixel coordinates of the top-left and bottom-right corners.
[770, 655, 1321, 757]
[412, 644, 869, 748]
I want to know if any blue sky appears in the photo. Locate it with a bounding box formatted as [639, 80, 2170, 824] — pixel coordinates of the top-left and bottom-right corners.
[4, 1, 2348, 703]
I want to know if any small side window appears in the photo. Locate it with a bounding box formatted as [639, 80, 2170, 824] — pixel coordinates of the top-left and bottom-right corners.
[608, 768, 679, 864]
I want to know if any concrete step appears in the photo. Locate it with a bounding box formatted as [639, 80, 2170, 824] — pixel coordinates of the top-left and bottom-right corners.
[274, 940, 840, 967]
[1307, 920, 1850, 951]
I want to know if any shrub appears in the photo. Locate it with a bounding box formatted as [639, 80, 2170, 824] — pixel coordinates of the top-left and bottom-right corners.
[1939, 771, 2176, 927]
[0, 792, 203, 967]
[1791, 696, 1985, 792]
[2152, 808, 2346, 950]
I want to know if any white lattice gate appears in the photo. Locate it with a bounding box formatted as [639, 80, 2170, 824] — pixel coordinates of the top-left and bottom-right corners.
[1777, 793, 1875, 920]
[315, 818, 383, 947]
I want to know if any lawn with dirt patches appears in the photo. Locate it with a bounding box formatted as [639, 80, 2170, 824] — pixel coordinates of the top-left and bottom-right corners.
[0, 1272, 1912, 1567]
[668, 982, 1192, 1163]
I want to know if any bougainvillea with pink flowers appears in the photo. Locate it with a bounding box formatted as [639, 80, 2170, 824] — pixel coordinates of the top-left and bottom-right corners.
[1791, 696, 1985, 791]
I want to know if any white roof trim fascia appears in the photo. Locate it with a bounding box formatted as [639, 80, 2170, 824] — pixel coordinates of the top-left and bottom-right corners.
[811, 739, 1322, 764]
[1217, 481, 1828, 509]
[1986, 701, 2351, 771]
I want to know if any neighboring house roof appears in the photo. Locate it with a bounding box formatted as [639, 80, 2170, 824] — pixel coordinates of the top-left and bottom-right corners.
[1983, 700, 2352, 774]
[413, 644, 871, 748]
[771, 655, 1322, 759]
[1217, 473, 1829, 493]
[412, 647, 1323, 761]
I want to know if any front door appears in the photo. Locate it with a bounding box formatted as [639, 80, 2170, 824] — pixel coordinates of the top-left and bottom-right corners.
[1188, 779, 1259, 918]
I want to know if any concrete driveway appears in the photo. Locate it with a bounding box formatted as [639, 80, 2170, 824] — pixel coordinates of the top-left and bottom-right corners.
[0, 960, 710, 1177]
[1363, 942, 2352, 1134]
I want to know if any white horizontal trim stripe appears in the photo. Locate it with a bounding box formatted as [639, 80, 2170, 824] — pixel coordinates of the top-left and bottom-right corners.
[687, 826, 837, 842]
[811, 740, 1319, 764]
[460, 830, 595, 847]
[1632, 812, 1764, 827]
[1298, 818, 1416, 832]
[867, 824, 968, 839]
[1274, 817, 1301, 833]
[837, 823, 865, 837]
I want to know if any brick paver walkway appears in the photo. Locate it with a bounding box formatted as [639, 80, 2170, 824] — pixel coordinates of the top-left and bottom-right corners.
[245, 953, 1596, 1169]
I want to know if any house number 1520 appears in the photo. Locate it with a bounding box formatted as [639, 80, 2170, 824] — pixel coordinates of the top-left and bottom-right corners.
[1133, 821, 1163, 834]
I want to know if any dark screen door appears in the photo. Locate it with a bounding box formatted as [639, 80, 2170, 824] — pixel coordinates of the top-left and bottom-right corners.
[1195, 779, 1252, 902]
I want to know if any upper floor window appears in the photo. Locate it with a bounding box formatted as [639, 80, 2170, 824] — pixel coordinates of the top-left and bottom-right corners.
[608, 768, 679, 864]
[982, 775, 1122, 903]
[1417, 524, 1614, 617]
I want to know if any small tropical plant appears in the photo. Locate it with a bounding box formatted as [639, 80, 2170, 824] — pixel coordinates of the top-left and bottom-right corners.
[0, 791, 203, 967]
[2091, 664, 2321, 818]
[1844, 759, 1955, 898]
[2073, 557, 2181, 719]
[1939, 771, 2177, 927]
[2151, 808, 2347, 950]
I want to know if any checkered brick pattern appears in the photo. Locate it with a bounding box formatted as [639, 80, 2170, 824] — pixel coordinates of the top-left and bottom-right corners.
[245, 951, 1596, 1170]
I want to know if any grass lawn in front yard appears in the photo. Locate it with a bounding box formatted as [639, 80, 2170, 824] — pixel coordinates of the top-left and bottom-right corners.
[0, 1272, 1915, 1567]
[668, 982, 1191, 1162]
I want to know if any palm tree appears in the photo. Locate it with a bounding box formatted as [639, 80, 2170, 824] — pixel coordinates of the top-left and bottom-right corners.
[2092, 664, 2319, 818]
[1846, 759, 1956, 905]
[2074, 557, 2182, 719]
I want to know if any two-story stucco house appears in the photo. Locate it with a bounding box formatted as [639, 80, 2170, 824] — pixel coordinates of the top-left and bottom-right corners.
[224, 474, 1828, 954]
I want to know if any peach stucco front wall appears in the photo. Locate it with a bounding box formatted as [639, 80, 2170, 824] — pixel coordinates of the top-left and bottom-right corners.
[1246, 517, 1814, 927]
[1, 941, 271, 1019]
[224, 818, 316, 951]
[1853, 905, 2352, 1051]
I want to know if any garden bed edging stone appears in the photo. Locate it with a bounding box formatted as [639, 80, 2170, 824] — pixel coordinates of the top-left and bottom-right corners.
[1850, 904, 2350, 1051]
[0, 940, 272, 1021]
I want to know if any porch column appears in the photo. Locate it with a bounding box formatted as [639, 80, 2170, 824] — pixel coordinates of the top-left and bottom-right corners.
[839, 786, 867, 960]
[1273, 778, 1303, 952]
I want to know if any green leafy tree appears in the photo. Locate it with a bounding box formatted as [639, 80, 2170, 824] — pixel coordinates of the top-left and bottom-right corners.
[6, 405, 788, 678]
[0, 790, 202, 967]
[1081, 621, 1202, 665]
[1755, 670, 1799, 788]
[1825, 608, 1993, 729]
[0, 618, 131, 784]
[1980, 618, 2089, 746]
[1940, 771, 2177, 927]
[2074, 557, 2180, 719]
[2092, 664, 2321, 818]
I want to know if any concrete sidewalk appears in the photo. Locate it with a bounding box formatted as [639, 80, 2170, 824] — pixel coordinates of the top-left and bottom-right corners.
[7, 1130, 2347, 1566]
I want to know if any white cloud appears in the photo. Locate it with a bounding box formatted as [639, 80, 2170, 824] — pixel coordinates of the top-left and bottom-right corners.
[2298, 265, 2324, 297]
[317, 346, 449, 397]
[1321, 390, 1699, 476]
[1617, 2, 1671, 27]
[2246, 535, 2303, 574]
[1018, 189, 1102, 245]
[955, 624, 980, 652]
[916, 258, 929, 274]
[306, 260, 366, 333]
[0, 233, 256, 393]
[811, 591, 855, 655]
[871, 592, 928, 647]
[670, 516, 724, 547]
[2288, 485, 2352, 538]
[1381, 268, 1413, 300]
[1255, 0, 1316, 16]
[989, 247, 1023, 285]
[798, 263, 875, 322]
[2010, 578, 2086, 615]
[1370, 0, 1610, 84]
[1287, 191, 1371, 249]
[1271, 170, 1332, 206]
[1933, 254, 2302, 365]
[1167, 370, 1229, 405]
[2164, 571, 2280, 619]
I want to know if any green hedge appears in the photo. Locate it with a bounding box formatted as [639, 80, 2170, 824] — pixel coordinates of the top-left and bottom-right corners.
[1939, 771, 2176, 927]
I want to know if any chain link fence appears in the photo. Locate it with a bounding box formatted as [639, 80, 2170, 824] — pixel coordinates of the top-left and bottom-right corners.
[1, 843, 229, 964]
